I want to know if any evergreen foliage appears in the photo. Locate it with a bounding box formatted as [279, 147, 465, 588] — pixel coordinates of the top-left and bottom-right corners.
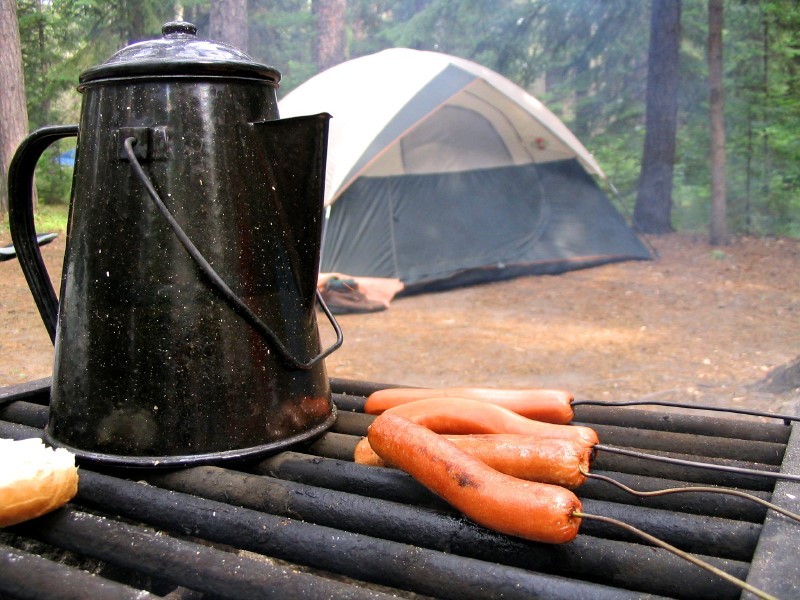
[14, 0, 800, 236]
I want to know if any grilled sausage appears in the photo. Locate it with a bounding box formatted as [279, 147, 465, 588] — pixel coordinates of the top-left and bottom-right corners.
[354, 433, 593, 489]
[383, 397, 598, 445]
[368, 413, 582, 543]
[365, 387, 574, 424]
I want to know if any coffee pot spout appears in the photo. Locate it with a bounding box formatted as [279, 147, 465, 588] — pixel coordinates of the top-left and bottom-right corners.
[253, 113, 331, 305]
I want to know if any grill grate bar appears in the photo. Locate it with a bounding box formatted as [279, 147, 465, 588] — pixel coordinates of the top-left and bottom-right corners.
[8, 506, 392, 600]
[0, 419, 44, 441]
[259, 450, 771, 523]
[745, 425, 800, 598]
[579, 471, 770, 521]
[251, 448, 761, 561]
[0, 377, 50, 407]
[307, 430, 365, 460]
[330, 381, 793, 444]
[1, 378, 796, 599]
[578, 498, 760, 561]
[73, 470, 647, 600]
[0, 540, 159, 600]
[327, 410, 783, 491]
[587, 422, 785, 464]
[593, 448, 778, 490]
[0, 400, 46, 429]
[573, 405, 792, 444]
[256, 447, 762, 561]
[330, 406, 786, 469]
[330, 378, 401, 398]
[144, 464, 748, 599]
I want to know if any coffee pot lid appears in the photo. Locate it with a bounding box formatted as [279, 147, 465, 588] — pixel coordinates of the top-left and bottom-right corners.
[79, 21, 280, 86]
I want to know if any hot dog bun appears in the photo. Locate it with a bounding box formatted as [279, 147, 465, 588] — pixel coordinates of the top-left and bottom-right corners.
[0, 438, 78, 527]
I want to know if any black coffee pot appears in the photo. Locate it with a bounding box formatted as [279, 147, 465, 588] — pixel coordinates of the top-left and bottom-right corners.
[8, 22, 342, 466]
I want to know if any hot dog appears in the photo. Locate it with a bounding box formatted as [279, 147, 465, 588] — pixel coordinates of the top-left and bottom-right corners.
[365, 387, 574, 424]
[354, 433, 593, 489]
[368, 413, 582, 543]
[382, 397, 598, 446]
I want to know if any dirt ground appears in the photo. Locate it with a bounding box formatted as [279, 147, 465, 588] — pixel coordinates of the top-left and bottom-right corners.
[2, 232, 799, 417]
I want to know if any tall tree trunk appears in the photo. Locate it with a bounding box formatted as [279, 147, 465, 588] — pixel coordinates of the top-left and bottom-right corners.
[570, 4, 592, 141]
[128, 0, 146, 44]
[0, 0, 30, 215]
[745, 105, 753, 235]
[116, 0, 148, 45]
[35, 0, 50, 124]
[708, 0, 728, 245]
[210, 0, 249, 53]
[761, 9, 770, 218]
[633, 0, 681, 234]
[313, 0, 347, 72]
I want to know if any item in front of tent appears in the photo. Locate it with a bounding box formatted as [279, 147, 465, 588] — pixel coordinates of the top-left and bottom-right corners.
[320, 277, 386, 314]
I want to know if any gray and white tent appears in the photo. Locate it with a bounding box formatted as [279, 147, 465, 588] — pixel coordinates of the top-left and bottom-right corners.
[280, 48, 651, 294]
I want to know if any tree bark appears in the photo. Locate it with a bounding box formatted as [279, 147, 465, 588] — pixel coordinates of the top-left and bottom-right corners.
[0, 0, 30, 215]
[126, 0, 147, 44]
[313, 0, 347, 72]
[210, 0, 249, 54]
[633, 0, 681, 234]
[708, 0, 728, 245]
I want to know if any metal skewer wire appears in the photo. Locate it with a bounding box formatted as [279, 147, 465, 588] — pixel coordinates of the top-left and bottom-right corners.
[595, 443, 800, 483]
[573, 511, 779, 600]
[573, 399, 799, 426]
[579, 466, 800, 523]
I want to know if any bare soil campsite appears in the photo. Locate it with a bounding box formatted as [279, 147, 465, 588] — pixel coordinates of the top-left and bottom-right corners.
[2, 232, 798, 418]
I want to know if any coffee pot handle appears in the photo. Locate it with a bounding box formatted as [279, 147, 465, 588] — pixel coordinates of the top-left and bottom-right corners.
[122, 137, 343, 371]
[8, 125, 79, 343]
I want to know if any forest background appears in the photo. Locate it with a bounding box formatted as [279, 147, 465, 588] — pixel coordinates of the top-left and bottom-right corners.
[2, 0, 799, 240]
[1, 1, 799, 401]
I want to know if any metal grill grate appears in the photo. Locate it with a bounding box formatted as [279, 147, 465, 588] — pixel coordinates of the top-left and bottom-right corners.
[1, 377, 799, 599]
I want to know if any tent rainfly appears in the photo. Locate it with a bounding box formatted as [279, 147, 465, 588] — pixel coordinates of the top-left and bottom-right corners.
[279, 48, 652, 294]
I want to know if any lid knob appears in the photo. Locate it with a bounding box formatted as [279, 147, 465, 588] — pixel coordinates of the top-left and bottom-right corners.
[162, 21, 197, 38]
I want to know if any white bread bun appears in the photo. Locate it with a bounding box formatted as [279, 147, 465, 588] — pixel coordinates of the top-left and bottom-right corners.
[0, 438, 79, 527]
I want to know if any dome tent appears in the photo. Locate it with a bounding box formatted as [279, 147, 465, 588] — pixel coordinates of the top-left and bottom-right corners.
[279, 48, 651, 294]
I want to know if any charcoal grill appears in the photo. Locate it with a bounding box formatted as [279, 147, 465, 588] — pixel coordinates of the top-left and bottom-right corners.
[1, 376, 799, 599]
